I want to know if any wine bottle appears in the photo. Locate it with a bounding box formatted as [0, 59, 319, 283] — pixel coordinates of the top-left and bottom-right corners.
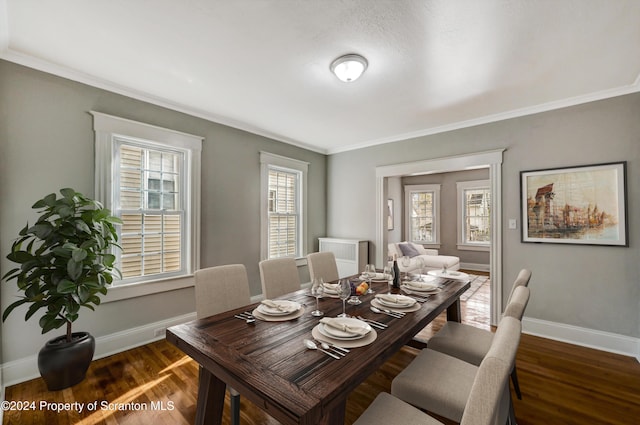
[392, 254, 401, 289]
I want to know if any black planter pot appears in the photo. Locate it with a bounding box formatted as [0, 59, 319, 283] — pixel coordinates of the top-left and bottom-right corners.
[38, 332, 95, 391]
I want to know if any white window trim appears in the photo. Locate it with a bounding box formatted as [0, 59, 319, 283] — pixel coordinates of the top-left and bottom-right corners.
[91, 111, 202, 302]
[457, 179, 491, 252]
[404, 184, 441, 248]
[260, 151, 308, 261]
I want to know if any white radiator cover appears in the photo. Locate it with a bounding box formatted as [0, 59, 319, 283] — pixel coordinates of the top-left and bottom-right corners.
[318, 238, 368, 278]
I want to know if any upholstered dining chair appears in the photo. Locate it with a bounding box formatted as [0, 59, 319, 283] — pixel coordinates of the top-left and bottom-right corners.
[195, 264, 251, 425]
[427, 270, 531, 399]
[259, 257, 301, 299]
[354, 325, 516, 425]
[307, 251, 340, 283]
[391, 316, 522, 425]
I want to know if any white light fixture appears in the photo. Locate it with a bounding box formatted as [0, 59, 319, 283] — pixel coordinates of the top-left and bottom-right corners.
[330, 54, 368, 82]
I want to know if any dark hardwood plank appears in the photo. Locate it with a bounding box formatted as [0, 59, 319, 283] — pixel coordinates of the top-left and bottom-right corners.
[5, 274, 640, 425]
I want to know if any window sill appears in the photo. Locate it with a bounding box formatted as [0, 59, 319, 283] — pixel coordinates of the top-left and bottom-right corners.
[103, 274, 195, 303]
[456, 244, 490, 252]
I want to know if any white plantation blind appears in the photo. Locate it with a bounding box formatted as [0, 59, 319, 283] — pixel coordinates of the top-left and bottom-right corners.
[117, 142, 185, 279]
[260, 152, 308, 260]
[268, 167, 299, 258]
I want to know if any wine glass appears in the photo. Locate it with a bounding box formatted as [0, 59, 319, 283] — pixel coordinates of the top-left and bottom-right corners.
[337, 278, 351, 318]
[310, 278, 324, 317]
[383, 264, 395, 294]
[401, 256, 411, 280]
[364, 263, 376, 294]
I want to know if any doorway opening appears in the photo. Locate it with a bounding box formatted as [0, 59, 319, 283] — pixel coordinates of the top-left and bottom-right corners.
[375, 149, 504, 325]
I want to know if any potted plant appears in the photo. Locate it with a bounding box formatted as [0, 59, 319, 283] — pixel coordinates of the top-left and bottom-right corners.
[2, 188, 121, 390]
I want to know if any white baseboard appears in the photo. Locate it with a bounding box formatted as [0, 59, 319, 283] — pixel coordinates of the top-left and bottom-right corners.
[522, 317, 640, 361]
[1, 312, 197, 387]
[460, 262, 490, 272]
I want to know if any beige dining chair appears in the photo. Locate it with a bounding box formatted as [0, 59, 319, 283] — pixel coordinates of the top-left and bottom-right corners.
[390, 316, 522, 425]
[427, 269, 531, 399]
[307, 251, 340, 283]
[195, 264, 251, 425]
[354, 330, 515, 425]
[259, 257, 301, 299]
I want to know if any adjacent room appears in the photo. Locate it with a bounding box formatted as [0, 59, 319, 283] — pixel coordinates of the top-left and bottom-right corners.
[1, 1, 639, 424]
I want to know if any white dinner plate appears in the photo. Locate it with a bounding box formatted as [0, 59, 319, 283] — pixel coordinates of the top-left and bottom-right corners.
[257, 300, 301, 316]
[318, 318, 371, 340]
[403, 282, 439, 292]
[376, 295, 416, 308]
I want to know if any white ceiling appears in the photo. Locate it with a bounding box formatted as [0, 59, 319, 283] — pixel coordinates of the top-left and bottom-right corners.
[2, 0, 640, 154]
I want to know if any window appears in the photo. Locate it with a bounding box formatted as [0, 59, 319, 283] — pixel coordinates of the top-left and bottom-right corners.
[457, 180, 491, 250]
[405, 184, 440, 246]
[260, 152, 308, 260]
[117, 143, 183, 279]
[92, 112, 202, 296]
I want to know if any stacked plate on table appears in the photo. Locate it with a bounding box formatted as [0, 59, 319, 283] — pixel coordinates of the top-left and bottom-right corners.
[252, 300, 304, 321]
[371, 294, 421, 313]
[312, 317, 377, 348]
[402, 279, 441, 294]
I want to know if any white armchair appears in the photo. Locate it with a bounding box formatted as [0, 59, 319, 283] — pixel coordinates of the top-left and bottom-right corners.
[387, 241, 460, 274]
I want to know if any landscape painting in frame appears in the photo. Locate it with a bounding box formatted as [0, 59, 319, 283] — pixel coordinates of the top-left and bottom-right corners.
[521, 162, 628, 246]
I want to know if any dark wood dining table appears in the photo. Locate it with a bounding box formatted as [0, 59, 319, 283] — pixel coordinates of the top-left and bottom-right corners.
[166, 276, 470, 425]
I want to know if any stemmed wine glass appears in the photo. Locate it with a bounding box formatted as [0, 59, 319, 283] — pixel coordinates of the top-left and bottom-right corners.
[337, 278, 351, 318]
[383, 264, 395, 294]
[310, 278, 324, 317]
[401, 256, 411, 281]
[364, 263, 376, 294]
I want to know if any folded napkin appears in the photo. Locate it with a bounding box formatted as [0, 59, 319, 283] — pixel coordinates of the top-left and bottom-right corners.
[261, 299, 290, 312]
[375, 293, 416, 306]
[404, 281, 438, 291]
[320, 318, 369, 336]
[322, 283, 340, 293]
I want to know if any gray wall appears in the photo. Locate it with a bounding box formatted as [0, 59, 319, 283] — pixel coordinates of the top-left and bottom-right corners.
[0, 60, 327, 363]
[399, 168, 491, 266]
[328, 93, 640, 338]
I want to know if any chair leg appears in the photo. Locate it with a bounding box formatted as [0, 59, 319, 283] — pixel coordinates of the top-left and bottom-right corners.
[511, 365, 522, 400]
[230, 392, 240, 425]
[508, 396, 518, 425]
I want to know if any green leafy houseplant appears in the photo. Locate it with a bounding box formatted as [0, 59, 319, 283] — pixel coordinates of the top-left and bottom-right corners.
[2, 188, 121, 343]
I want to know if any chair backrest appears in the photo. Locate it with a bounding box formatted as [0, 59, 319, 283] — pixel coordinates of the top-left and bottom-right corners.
[307, 251, 339, 282]
[459, 356, 511, 425]
[461, 316, 522, 425]
[195, 264, 251, 319]
[503, 286, 530, 320]
[507, 268, 532, 304]
[259, 257, 301, 299]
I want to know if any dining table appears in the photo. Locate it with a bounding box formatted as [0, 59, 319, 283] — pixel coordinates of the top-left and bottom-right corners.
[166, 274, 471, 425]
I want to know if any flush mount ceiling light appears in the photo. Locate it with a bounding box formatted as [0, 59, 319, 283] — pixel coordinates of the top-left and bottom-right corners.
[330, 54, 368, 82]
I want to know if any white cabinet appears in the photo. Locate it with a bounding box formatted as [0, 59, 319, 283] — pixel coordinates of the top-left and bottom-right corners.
[318, 238, 368, 278]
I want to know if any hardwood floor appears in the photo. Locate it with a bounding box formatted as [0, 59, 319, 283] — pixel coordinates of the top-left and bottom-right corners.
[4, 274, 640, 424]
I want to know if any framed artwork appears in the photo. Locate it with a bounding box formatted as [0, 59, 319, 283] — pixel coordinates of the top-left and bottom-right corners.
[387, 199, 394, 231]
[520, 162, 628, 246]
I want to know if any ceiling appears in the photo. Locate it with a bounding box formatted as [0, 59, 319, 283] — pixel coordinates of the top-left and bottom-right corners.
[2, 1, 640, 154]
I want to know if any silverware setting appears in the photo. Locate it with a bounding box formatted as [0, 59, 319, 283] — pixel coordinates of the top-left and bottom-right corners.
[370, 306, 405, 318]
[315, 339, 349, 356]
[304, 339, 340, 359]
[357, 316, 388, 329]
[400, 291, 430, 302]
[234, 312, 256, 324]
